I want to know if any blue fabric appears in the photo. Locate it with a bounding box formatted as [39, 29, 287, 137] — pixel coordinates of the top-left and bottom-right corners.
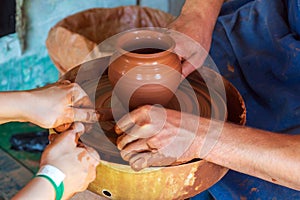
[193, 0, 300, 199]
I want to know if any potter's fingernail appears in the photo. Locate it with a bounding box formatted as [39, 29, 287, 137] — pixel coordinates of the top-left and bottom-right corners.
[116, 136, 124, 150]
[84, 111, 98, 122]
[115, 126, 123, 134]
[117, 140, 125, 150]
[86, 112, 91, 121]
[74, 122, 85, 133]
[131, 158, 145, 171]
[132, 164, 141, 171]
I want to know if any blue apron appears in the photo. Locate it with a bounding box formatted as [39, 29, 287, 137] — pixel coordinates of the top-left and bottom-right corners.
[193, 0, 300, 199]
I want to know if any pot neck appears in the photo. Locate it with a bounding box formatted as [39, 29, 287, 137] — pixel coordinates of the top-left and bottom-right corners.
[117, 47, 175, 59]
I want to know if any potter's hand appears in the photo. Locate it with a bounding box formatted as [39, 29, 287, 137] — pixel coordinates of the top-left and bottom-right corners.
[24, 81, 98, 129]
[115, 105, 204, 171]
[168, 0, 224, 77]
[40, 122, 100, 199]
[168, 15, 211, 78]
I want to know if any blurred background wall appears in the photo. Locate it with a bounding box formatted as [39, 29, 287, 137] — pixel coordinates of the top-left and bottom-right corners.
[0, 0, 185, 91]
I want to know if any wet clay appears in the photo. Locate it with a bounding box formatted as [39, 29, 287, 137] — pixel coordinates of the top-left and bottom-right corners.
[60, 56, 246, 163]
[60, 57, 246, 200]
[87, 73, 228, 164]
[108, 30, 182, 109]
[77, 150, 87, 162]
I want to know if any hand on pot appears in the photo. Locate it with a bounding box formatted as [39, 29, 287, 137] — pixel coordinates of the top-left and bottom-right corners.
[168, 16, 211, 78]
[23, 81, 98, 129]
[167, 0, 224, 77]
[115, 105, 205, 171]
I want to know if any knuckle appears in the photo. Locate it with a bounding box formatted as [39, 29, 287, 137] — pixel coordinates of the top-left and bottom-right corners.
[69, 82, 80, 91]
[139, 105, 152, 113]
[65, 107, 75, 118]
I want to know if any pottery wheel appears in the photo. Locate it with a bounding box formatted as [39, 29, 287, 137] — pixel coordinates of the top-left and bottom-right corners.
[80, 75, 227, 164]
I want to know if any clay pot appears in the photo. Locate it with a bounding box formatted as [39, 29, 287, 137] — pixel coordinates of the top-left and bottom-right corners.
[59, 57, 246, 200]
[108, 29, 182, 109]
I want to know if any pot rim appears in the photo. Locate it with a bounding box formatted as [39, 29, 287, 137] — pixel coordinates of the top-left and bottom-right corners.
[116, 29, 176, 59]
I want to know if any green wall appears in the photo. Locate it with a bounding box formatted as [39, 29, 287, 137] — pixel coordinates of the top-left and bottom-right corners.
[0, 0, 171, 91]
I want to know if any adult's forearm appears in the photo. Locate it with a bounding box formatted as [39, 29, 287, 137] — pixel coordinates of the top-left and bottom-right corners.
[180, 0, 224, 30]
[181, 0, 224, 18]
[203, 121, 300, 190]
[167, 0, 225, 76]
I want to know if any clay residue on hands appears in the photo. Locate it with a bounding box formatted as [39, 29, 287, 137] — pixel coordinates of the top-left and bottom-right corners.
[77, 150, 87, 162]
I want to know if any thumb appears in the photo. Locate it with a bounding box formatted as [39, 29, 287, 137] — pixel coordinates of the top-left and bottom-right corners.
[85, 146, 100, 163]
[73, 108, 98, 123]
[51, 122, 85, 149]
[182, 60, 197, 78]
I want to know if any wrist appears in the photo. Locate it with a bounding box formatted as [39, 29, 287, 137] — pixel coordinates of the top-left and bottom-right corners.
[181, 0, 224, 28]
[12, 170, 57, 200]
[178, 117, 208, 162]
[36, 165, 66, 200]
[196, 117, 220, 160]
[18, 91, 36, 123]
[33, 176, 56, 200]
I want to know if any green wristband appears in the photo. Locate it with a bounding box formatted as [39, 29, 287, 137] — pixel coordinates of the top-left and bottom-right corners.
[35, 174, 64, 200]
[35, 165, 65, 200]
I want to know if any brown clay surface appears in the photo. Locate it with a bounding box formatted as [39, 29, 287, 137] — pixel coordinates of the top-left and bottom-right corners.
[108, 29, 182, 109]
[60, 57, 246, 199]
[79, 73, 228, 164]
